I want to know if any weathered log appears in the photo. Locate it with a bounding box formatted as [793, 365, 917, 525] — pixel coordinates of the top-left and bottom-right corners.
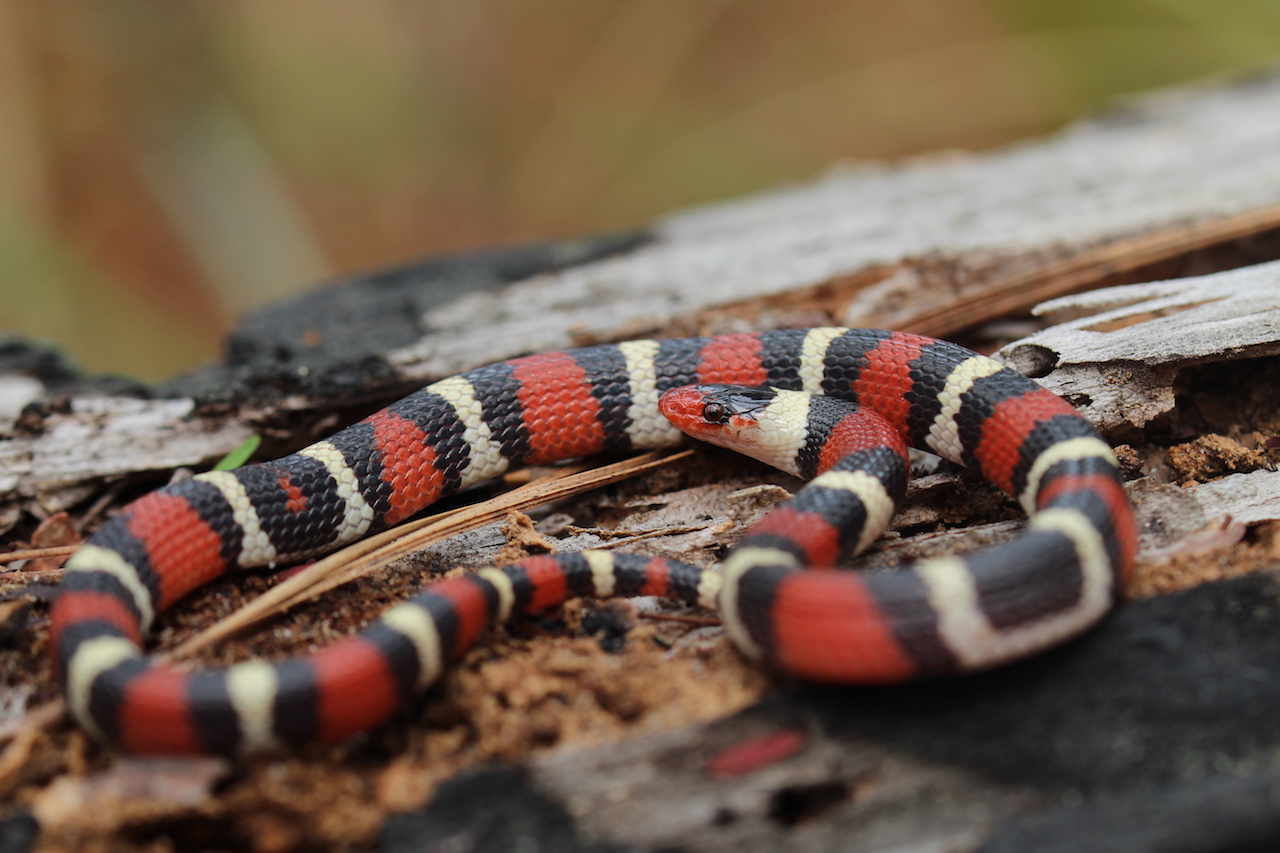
[1000, 267, 1280, 528]
[9, 71, 1280, 516]
[10, 72, 1280, 853]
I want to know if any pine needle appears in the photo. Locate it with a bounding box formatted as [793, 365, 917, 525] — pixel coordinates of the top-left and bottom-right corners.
[166, 449, 693, 660]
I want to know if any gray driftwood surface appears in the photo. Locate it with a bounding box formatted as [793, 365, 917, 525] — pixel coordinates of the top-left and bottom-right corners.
[1001, 266, 1280, 435]
[1001, 266, 1280, 527]
[393, 73, 1280, 380]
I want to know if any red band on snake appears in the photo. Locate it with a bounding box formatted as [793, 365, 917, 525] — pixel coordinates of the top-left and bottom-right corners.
[49, 328, 1136, 755]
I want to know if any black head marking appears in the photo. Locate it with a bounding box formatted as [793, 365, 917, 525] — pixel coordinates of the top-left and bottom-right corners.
[697, 384, 777, 423]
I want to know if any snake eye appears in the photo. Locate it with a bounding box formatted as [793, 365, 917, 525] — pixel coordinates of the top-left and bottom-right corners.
[702, 401, 728, 424]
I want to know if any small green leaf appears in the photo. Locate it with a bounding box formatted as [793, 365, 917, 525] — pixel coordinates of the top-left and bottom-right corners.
[212, 435, 262, 471]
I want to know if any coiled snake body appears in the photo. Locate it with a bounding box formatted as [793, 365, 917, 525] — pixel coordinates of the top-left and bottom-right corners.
[50, 328, 1135, 755]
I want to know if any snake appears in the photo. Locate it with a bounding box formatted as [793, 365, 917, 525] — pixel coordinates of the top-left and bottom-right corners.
[48, 327, 1136, 755]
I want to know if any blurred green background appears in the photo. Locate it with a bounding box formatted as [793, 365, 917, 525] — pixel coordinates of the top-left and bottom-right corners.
[3, 0, 1279, 380]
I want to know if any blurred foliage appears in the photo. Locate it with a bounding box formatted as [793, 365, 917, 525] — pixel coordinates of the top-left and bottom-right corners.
[2, 0, 1280, 379]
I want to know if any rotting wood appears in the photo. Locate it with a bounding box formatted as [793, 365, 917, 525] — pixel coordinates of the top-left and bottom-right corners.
[0, 397, 255, 516]
[527, 715, 1036, 853]
[999, 261, 1280, 434]
[900, 205, 1280, 339]
[998, 265, 1280, 531]
[389, 73, 1280, 379]
[9, 79, 1280, 852]
[1188, 471, 1280, 526]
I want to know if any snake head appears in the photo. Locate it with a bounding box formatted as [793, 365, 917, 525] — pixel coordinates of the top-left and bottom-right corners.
[659, 384, 809, 475]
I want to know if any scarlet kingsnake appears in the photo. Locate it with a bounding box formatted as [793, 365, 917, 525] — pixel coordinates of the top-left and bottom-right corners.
[49, 328, 1136, 755]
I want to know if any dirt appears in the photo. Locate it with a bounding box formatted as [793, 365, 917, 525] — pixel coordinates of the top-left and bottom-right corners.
[2, 354, 1280, 852]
